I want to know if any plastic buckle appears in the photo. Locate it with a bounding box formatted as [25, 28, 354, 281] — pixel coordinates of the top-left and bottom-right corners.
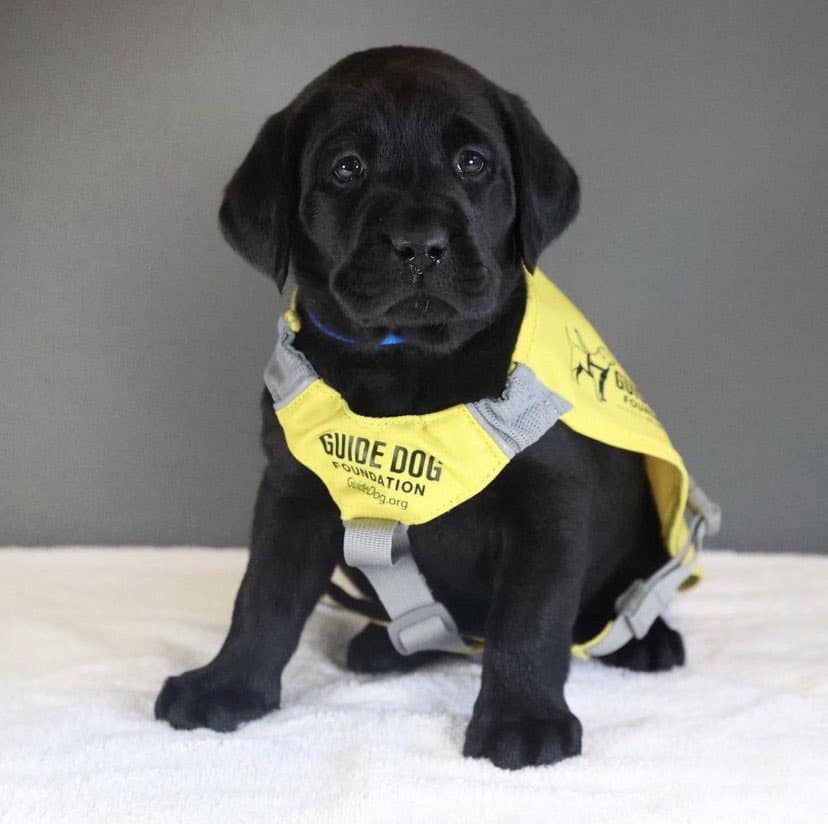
[688, 481, 722, 537]
[386, 602, 463, 656]
[615, 578, 667, 640]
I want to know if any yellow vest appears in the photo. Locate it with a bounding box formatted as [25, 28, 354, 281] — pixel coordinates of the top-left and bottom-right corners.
[266, 268, 702, 657]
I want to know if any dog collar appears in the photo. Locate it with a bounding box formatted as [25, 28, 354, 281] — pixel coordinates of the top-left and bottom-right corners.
[300, 304, 406, 347]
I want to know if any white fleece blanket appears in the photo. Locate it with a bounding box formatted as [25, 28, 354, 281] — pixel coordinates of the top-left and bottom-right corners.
[0, 548, 825, 824]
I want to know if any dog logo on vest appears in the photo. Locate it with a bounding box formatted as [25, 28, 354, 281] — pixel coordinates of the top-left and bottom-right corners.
[567, 328, 614, 402]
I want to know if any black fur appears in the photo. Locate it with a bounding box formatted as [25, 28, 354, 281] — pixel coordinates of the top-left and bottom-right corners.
[156, 46, 684, 770]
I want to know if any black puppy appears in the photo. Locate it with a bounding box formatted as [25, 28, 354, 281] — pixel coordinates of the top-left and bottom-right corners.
[155, 46, 685, 770]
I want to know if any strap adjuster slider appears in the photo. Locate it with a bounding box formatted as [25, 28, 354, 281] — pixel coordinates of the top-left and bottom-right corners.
[386, 602, 464, 656]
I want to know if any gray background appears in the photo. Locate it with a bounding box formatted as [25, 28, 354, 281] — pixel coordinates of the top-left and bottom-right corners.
[2, 1, 826, 552]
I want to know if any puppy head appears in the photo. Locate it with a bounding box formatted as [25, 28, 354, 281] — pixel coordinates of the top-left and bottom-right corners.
[220, 46, 579, 353]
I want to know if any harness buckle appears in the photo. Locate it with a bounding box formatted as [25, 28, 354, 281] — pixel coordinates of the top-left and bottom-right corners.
[687, 476, 722, 538]
[386, 602, 466, 656]
[614, 578, 670, 640]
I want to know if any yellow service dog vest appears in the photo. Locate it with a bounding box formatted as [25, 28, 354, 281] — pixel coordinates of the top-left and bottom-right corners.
[264, 268, 720, 659]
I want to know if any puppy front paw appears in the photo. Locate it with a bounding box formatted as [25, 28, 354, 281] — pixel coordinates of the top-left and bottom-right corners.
[463, 706, 582, 770]
[154, 668, 280, 732]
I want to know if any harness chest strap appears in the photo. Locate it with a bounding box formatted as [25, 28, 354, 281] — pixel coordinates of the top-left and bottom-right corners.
[338, 472, 719, 660]
[343, 519, 479, 656]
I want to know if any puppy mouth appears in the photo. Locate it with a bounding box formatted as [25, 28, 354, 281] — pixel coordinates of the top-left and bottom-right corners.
[329, 256, 500, 351]
[334, 265, 496, 328]
[374, 293, 458, 327]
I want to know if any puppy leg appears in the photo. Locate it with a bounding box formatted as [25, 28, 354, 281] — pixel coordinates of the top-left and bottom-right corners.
[155, 471, 341, 731]
[596, 616, 685, 672]
[346, 622, 447, 673]
[463, 499, 587, 770]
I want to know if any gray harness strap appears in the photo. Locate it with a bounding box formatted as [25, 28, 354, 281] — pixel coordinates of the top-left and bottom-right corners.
[347, 474, 720, 659]
[264, 318, 317, 411]
[343, 519, 478, 656]
[342, 472, 720, 659]
[467, 364, 573, 456]
[584, 475, 722, 657]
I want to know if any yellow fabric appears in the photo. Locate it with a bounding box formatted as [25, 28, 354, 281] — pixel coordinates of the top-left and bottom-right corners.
[277, 383, 512, 524]
[276, 267, 700, 585]
[512, 270, 700, 584]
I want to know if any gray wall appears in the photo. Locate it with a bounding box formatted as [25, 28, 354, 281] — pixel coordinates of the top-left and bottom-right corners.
[2, 1, 826, 552]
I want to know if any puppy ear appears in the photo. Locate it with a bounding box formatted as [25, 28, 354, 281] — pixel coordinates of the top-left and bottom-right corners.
[497, 91, 580, 272]
[219, 107, 295, 291]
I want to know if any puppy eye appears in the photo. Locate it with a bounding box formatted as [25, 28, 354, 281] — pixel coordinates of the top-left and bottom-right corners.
[332, 155, 364, 183]
[455, 149, 487, 176]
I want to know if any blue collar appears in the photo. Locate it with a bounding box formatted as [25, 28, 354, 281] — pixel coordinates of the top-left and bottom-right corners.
[305, 307, 405, 347]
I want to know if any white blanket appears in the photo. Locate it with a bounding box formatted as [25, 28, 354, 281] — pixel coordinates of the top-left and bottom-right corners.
[0, 548, 824, 823]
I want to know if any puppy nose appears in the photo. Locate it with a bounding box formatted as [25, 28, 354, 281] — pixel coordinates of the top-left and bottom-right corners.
[390, 228, 449, 265]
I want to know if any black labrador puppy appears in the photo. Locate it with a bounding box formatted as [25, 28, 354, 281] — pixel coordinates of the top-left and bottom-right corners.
[155, 46, 685, 770]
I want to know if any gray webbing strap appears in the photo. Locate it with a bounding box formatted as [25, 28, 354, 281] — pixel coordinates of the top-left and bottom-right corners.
[343, 519, 479, 656]
[263, 317, 317, 410]
[264, 323, 573, 441]
[584, 474, 722, 657]
[467, 364, 572, 457]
